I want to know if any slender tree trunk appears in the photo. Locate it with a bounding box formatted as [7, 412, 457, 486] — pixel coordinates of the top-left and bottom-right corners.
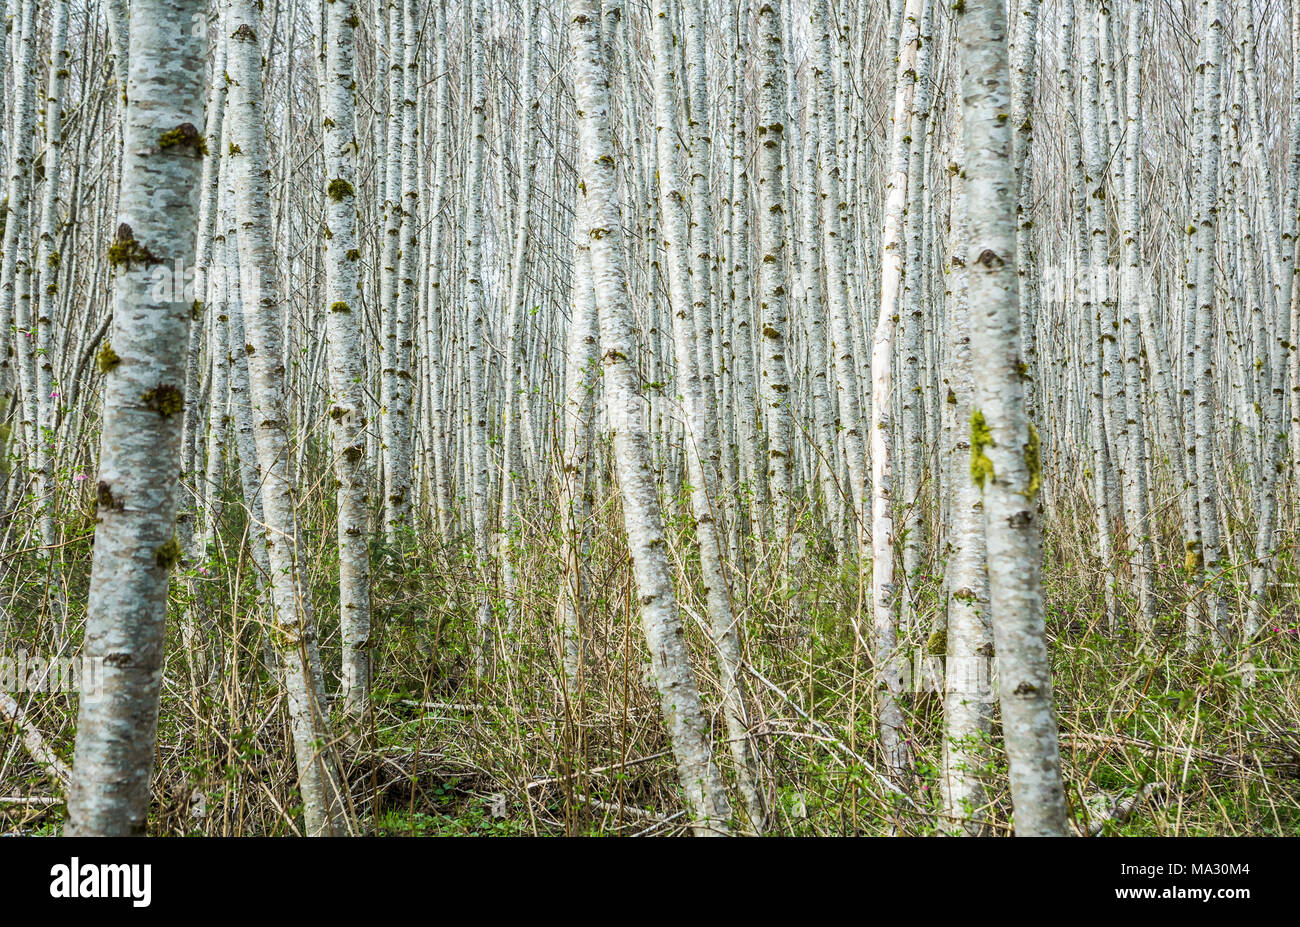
[32, 0, 70, 564]
[558, 190, 597, 689]
[422, 0, 453, 534]
[956, 0, 1068, 836]
[321, 0, 374, 731]
[810, 0, 867, 555]
[940, 116, 993, 833]
[466, 0, 494, 671]
[571, 0, 732, 835]
[756, 0, 794, 557]
[499, 0, 539, 635]
[1119, 0, 1155, 634]
[227, 0, 348, 835]
[871, 0, 922, 776]
[0, 0, 38, 488]
[652, 0, 764, 833]
[1189, 0, 1228, 651]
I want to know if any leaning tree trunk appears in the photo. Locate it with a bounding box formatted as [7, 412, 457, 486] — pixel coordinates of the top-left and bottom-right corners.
[226, 0, 348, 836]
[570, 0, 732, 836]
[652, 0, 764, 834]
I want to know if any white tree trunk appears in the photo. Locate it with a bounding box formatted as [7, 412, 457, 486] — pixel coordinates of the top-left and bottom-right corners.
[226, 0, 347, 835]
[940, 120, 993, 833]
[652, 0, 764, 833]
[956, 0, 1068, 836]
[756, 0, 795, 552]
[67, 0, 208, 836]
[871, 0, 922, 775]
[321, 0, 374, 729]
[571, 0, 732, 835]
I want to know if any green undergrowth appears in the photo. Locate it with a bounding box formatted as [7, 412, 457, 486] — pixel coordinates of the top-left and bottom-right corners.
[1, 460, 1296, 836]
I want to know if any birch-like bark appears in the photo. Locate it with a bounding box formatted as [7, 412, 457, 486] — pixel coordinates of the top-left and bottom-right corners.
[729, 0, 766, 519]
[321, 0, 373, 728]
[1010, 0, 1040, 420]
[1189, 0, 1228, 650]
[67, 0, 207, 836]
[558, 190, 597, 688]
[383, 0, 418, 538]
[1291, 0, 1300, 493]
[1080, 4, 1118, 626]
[652, 0, 764, 833]
[0, 0, 38, 471]
[422, 0, 453, 534]
[756, 0, 794, 553]
[218, 91, 271, 593]
[1239, 0, 1289, 635]
[1119, 0, 1155, 633]
[203, 194, 231, 565]
[941, 124, 993, 833]
[871, 0, 922, 775]
[798, 64, 840, 545]
[174, 18, 229, 684]
[466, 0, 494, 670]
[571, 0, 731, 835]
[227, 0, 348, 835]
[956, 0, 1068, 836]
[899, 0, 934, 635]
[500, 0, 538, 632]
[810, 0, 867, 553]
[681, 0, 720, 466]
[32, 0, 71, 578]
[378, 0, 404, 537]
[104, 0, 130, 96]
[190, 24, 228, 535]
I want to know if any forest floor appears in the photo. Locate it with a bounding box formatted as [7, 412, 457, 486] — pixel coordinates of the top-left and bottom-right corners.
[2, 477, 1298, 836]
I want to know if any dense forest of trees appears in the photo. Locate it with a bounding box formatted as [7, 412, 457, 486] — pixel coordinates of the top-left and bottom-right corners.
[0, 0, 1297, 838]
